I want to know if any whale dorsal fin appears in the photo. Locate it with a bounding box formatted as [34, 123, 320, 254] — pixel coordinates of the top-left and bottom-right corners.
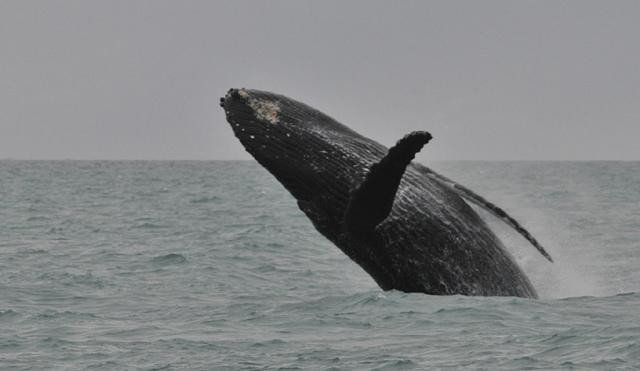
[425, 170, 554, 263]
[343, 131, 432, 234]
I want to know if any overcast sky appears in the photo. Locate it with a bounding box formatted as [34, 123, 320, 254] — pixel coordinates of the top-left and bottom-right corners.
[1, 1, 639, 161]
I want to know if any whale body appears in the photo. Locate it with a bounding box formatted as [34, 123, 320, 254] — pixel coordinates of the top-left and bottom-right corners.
[220, 88, 551, 298]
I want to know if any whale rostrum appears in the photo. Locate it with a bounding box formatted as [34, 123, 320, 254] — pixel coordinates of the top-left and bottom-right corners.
[221, 88, 552, 298]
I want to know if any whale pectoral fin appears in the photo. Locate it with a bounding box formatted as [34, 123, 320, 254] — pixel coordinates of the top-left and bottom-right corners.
[425, 170, 554, 263]
[343, 131, 432, 234]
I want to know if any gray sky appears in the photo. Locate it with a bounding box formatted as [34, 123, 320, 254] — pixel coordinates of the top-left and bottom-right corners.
[1, 0, 639, 161]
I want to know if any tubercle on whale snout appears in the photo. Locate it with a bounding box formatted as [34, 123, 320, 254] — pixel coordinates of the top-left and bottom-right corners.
[221, 88, 261, 107]
[219, 88, 239, 109]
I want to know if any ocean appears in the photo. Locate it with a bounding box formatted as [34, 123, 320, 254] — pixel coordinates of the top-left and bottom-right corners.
[1, 160, 639, 370]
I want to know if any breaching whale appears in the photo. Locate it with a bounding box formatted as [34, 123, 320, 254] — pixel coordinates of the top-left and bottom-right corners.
[220, 88, 552, 298]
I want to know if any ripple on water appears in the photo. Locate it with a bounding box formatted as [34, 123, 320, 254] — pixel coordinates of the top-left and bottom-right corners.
[32, 309, 99, 321]
[0, 309, 19, 320]
[131, 222, 167, 229]
[189, 196, 220, 204]
[38, 271, 108, 288]
[151, 253, 187, 266]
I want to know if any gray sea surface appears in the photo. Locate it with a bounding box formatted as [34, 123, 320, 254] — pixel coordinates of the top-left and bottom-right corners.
[1, 160, 639, 370]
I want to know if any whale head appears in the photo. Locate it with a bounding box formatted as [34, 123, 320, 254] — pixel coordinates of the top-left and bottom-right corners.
[221, 88, 386, 238]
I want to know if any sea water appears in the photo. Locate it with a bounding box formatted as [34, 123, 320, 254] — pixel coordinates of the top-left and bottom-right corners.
[1, 161, 639, 370]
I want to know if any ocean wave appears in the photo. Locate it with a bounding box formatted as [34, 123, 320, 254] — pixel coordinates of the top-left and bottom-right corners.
[0, 309, 19, 319]
[189, 196, 220, 204]
[32, 309, 98, 320]
[131, 222, 168, 229]
[151, 253, 187, 265]
[37, 271, 108, 288]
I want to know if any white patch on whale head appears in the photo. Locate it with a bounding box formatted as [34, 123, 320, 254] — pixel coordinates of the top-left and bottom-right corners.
[237, 89, 250, 98]
[238, 88, 280, 125]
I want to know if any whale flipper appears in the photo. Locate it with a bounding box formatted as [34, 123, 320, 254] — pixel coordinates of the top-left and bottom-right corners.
[344, 131, 432, 234]
[424, 170, 553, 262]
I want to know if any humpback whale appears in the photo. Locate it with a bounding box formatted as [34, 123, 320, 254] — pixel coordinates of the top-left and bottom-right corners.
[220, 88, 551, 298]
